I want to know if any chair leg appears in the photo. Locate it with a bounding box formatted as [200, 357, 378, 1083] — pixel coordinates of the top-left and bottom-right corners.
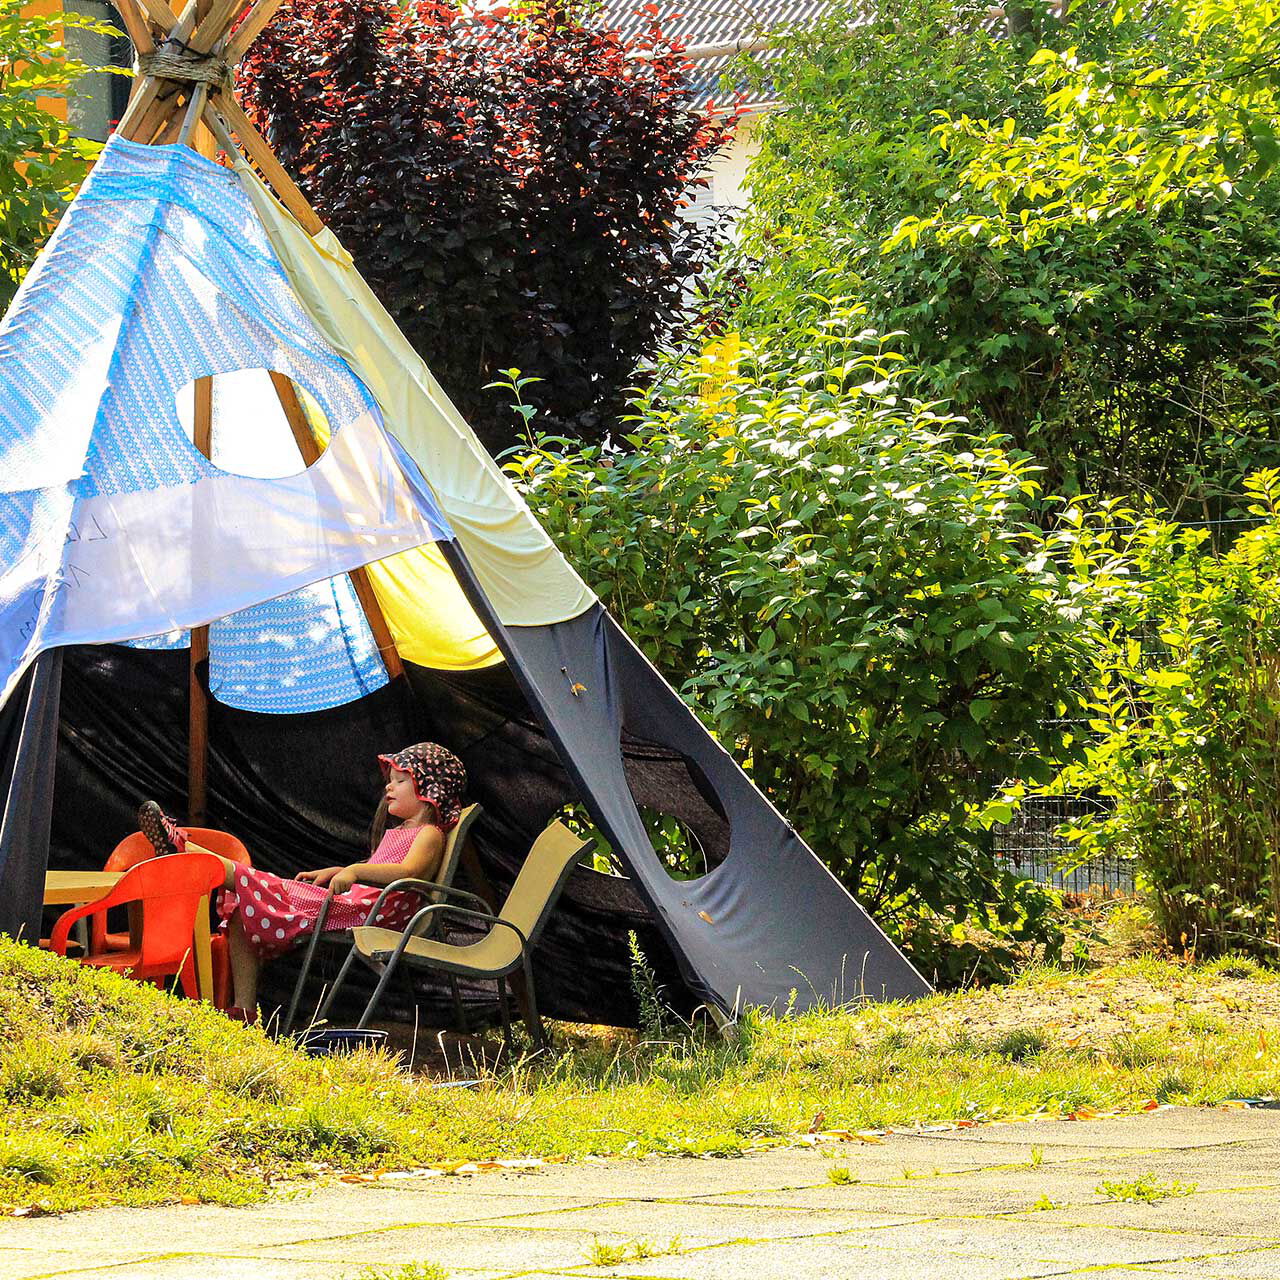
[313, 945, 360, 1027]
[177, 954, 198, 1000]
[521, 954, 546, 1052]
[449, 974, 467, 1035]
[496, 975, 513, 1059]
[284, 926, 326, 1035]
[283, 898, 337, 1035]
[356, 952, 402, 1030]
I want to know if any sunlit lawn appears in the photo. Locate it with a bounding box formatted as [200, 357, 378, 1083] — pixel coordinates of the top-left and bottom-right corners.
[2, 937, 1278, 1214]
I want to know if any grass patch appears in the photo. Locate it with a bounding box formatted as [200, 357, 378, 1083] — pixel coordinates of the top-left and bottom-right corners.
[585, 1236, 682, 1266]
[1096, 1174, 1197, 1204]
[3, 938, 1280, 1215]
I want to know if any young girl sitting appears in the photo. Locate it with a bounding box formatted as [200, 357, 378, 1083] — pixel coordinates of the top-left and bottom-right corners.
[138, 741, 467, 1023]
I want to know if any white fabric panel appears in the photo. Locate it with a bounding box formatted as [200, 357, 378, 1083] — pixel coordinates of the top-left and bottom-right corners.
[1, 409, 441, 703]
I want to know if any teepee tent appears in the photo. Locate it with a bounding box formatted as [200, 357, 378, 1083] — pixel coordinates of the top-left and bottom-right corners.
[0, 0, 929, 1020]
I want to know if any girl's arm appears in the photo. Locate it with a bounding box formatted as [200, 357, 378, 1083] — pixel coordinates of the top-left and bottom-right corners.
[327, 826, 445, 894]
[296, 866, 345, 885]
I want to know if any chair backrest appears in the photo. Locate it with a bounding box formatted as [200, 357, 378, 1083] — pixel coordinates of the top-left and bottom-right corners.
[103, 831, 156, 873]
[58, 854, 225, 969]
[105, 827, 252, 869]
[499, 821, 590, 945]
[185, 827, 252, 866]
[434, 803, 480, 899]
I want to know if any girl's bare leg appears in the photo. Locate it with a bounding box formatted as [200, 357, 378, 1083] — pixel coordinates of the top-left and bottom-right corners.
[183, 840, 240, 889]
[227, 915, 261, 1011]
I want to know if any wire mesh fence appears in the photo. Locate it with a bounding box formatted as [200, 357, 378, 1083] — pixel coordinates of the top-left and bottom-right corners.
[994, 793, 1135, 894]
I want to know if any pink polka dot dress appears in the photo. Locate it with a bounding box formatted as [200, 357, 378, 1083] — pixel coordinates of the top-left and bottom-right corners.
[217, 826, 425, 958]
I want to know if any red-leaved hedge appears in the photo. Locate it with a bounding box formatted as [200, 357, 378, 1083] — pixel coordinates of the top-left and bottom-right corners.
[239, 0, 737, 451]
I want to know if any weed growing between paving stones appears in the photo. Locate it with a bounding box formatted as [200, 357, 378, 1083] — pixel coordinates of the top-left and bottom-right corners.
[353, 1264, 447, 1280]
[5, 938, 1280, 1214]
[585, 1236, 683, 1265]
[1096, 1174, 1197, 1203]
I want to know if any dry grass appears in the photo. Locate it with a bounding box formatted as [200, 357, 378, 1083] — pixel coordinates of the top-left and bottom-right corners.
[3, 937, 1280, 1216]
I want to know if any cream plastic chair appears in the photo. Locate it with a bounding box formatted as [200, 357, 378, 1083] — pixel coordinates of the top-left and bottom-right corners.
[338, 819, 589, 1052]
[282, 802, 483, 1034]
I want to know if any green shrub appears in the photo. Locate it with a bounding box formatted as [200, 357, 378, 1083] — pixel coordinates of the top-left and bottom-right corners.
[741, 0, 1280, 514]
[509, 315, 1096, 964]
[0, 0, 124, 304]
[1052, 472, 1280, 957]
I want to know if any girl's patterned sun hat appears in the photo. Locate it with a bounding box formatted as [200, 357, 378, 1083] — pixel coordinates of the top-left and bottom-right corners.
[378, 741, 467, 831]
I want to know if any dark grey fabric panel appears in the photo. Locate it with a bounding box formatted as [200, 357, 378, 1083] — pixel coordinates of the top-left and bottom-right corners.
[0, 651, 63, 941]
[438, 541, 928, 1013]
[503, 609, 931, 1012]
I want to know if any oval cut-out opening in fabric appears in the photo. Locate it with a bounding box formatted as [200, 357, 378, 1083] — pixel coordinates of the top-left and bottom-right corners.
[618, 734, 731, 883]
[175, 369, 332, 479]
[554, 750, 730, 885]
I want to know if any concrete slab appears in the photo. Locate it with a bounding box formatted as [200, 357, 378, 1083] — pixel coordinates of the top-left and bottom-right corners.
[531, 1237, 1073, 1280]
[0, 1252, 181, 1280]
[261, 1222, 655, 1273]
[478, 1197, 923, 1239]
[863, 1217, 1250, 1269]
[2, 1108, 1279, 1280]
[1135, 1248, 1280, 1278]
[15, 1257, 356, 1280]
[1024, 1189, 1280, 1241]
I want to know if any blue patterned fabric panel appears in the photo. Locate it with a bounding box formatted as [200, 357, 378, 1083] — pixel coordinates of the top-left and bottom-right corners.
[0, 135, 417, 713]
[128, 571, 389, 714]
[208, 575, 387, 713]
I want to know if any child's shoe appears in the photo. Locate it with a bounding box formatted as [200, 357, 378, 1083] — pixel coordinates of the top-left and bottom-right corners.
[137, 800, 187, 856]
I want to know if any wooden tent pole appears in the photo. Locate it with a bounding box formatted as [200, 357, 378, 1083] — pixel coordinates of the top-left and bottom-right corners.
[204, 95, 322, 234]
[134, 0, 183, 36]
[188, 331, 214, 827]
[112, 0, 156, 57]
[185, 0, 216, 830]
[223, 0, 284, 65]
[267, 372, 405, 679]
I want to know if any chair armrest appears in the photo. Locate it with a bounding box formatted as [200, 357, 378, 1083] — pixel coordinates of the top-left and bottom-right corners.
[48, 901, 101, 956]
[366, 903, 530, 961]
[355, 877, 490, 921]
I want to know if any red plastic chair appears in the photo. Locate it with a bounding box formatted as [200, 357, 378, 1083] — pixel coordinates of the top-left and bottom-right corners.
[93, 827, 253, 1009]
[48, 854, 226, 999]
[91, 832, 158, 953]
[93, 828, 252, 954]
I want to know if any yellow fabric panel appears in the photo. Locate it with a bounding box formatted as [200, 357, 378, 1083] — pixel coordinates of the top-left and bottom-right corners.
[296, 389, 499, 670]
[365, 543, 501, 670]
[236, 162, 596, 630]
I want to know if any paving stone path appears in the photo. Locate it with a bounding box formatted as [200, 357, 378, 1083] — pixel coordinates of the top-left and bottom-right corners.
[4, 1107, 1280, 1279]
